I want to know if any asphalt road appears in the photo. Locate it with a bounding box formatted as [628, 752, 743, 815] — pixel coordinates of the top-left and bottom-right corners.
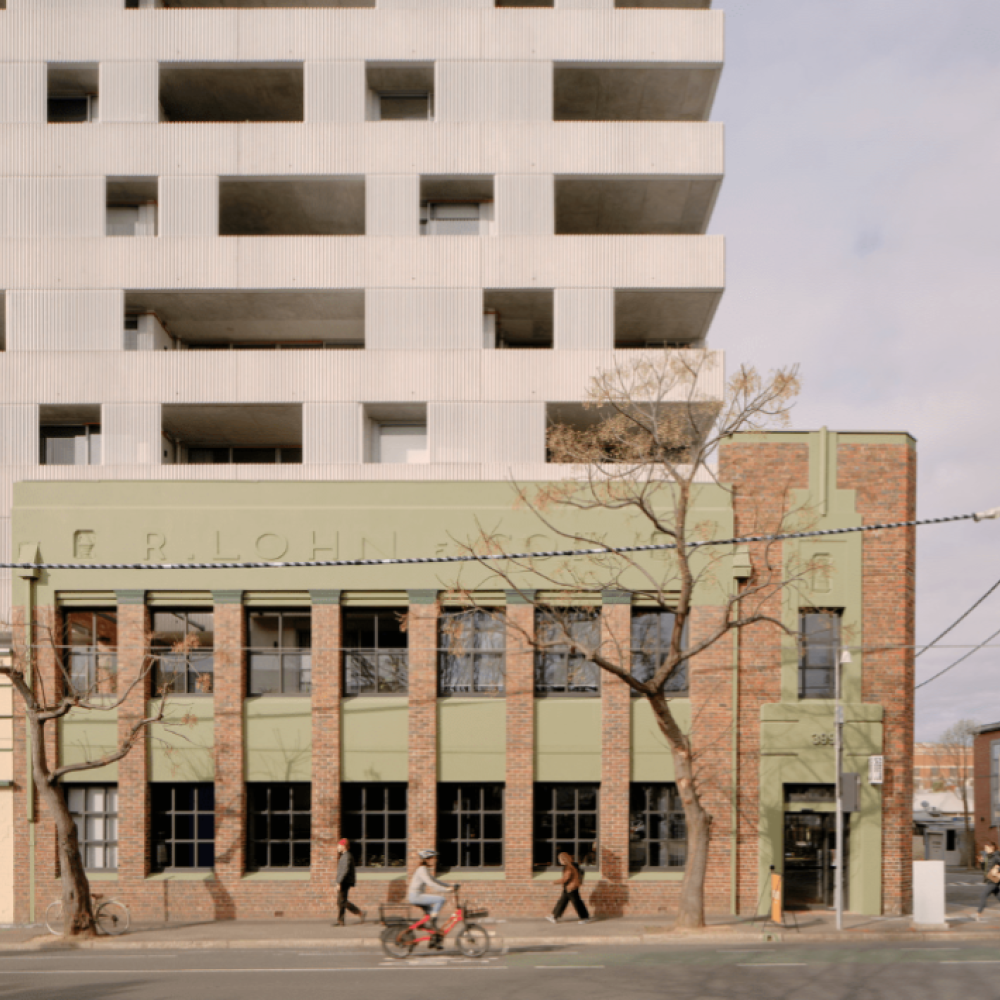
[4, 941, 1000, 1000]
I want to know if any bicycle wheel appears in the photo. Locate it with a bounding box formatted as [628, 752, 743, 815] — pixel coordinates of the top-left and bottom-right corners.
[44, 901, 64, 936]
[456, 922, 489, 958]
[96, 900, 130, 936]
[380, 926, 415, 959]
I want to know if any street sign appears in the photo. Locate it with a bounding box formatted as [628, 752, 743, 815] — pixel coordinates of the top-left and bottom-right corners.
[841, 772, 860, 813]
[868, 755, 884, 785]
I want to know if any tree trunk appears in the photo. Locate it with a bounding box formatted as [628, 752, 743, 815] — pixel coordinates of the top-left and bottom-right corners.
[649, 693, 711, 929]
[27, 714, 97, 937]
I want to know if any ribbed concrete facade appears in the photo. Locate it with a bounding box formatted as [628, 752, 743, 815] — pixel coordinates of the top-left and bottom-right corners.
[0, 0, 725, 624]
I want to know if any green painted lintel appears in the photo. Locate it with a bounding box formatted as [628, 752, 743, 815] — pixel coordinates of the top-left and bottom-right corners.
[212, 590, 243, 605]
[504, 589, 537, 605]
[115, 590, 145, 606]
[601, 590, 631, 606]
[309, 590, 342, 605]
[146, 872, 216, 882]
[407, 590, 438, 605]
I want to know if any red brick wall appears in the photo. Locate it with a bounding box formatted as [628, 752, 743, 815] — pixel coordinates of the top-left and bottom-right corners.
[505, 602, 534, 883]
[311, 602, 342, 894]
[839, 441, 916, 915]
[974, 730, 1000, 850]
[407, 602, 439, 871]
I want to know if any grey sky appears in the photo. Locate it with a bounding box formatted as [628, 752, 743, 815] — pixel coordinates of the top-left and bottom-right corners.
[709, 1, 1000, 740]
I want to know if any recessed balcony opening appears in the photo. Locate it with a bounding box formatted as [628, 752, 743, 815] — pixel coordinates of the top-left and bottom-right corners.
[614, 289, 718, 349]
[159, 63, 304, 123]
[0, 292, 6, 352]
[106, 178, 158, 237]
[149, 0, 374, 7]
[364, 404, 428, 465]
[162, 404, 303, 465]
[367, 63, 434, 121]
[420, 177, 494, 236]
[554, 64, 719, 122]
[40, 405, 101, 466]
[483, 290, 554, 349]
[615, 0, 711, 8]
[219, 178, 365, 236]
[47, 64, 98, 123]
[123, 291, 365, 350]
[555, 176, 718, 235]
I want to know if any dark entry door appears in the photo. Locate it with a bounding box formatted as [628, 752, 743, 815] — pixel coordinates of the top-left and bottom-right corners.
[783, 812, 849, 910]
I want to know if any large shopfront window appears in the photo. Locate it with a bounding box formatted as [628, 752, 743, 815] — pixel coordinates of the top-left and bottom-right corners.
[534, 609, 599, 696]
[628, 783, 686, 871]
[341, 783, 407, 869]
[247, 610, 312, 695]
[343, 609, 408, 695]
[533, 783, 599, 871]
[438, 609, 505, 695]
[151, 783, 215, 872]
[798, 610, 841, 699]
[437, 783, 504, 870]
[630, 610, 687, 695]
[247, 782, 311, 870]
[152, 610, 215, 695]
[66, 784, 118, 872]
[64, 609, 118, 696]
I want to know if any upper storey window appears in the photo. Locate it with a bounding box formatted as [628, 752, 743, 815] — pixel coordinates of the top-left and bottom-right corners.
[367, 64, 434, 122]
[159, 64, 304, 123]
[420, 177, 494, 237]
[161, 404, 303, 466]
[48, 64, 98, 123]
[798, 609, 841, 700]
[137, 1, 374, 7]
[219, 178, 365, 236]
[107, 178, 158, 237]
[40, 406, 101, 466]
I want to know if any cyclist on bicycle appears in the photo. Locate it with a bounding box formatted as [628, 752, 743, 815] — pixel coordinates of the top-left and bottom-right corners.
[408, 849, 459, 949]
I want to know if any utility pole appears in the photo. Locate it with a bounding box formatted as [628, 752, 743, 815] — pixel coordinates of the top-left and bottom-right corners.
[834, 701, 844, 931]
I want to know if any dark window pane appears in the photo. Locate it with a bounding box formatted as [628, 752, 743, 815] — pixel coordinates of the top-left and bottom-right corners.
[292, 813, 311, 840]
[271, 813, 291, 841]
[197, 813, 214, 841]
[270, 785, 290, 811]
[388, 814, 406, 840]
[174, 814, 195, 841]
[270, 842, 291, 868]
[291, 784, 311, 812]
[292, 842, 311, 867]
[174, 842, 195, 868]
[197, 843, 215, 869]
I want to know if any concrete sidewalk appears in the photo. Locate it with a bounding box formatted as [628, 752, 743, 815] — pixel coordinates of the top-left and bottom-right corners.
[4, 902, 998, 952]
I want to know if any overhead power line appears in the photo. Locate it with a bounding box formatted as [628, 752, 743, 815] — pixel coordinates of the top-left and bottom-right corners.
[915, 572, 1000, 658]
[1, 508, 995, 572]
[916, 624, 1000, 691]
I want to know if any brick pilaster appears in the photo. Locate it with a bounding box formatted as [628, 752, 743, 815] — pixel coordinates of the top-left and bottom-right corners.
[505, 596, 535, 881]
[116, 596, 150, 883]
[213, 594, 246, 906]
[310, 592, 342, 891]
[407, 593, 439, 869]
[599, 595, 631, 900]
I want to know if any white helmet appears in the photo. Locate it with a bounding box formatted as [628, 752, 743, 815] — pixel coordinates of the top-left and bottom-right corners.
[418, 849, 439, 860]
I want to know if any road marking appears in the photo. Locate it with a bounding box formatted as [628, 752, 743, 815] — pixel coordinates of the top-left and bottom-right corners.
[533, 965, 605, 969]
[941, 961, 1000, 965]
[0, 968, 509, 975]
[737, 963, 808, 968]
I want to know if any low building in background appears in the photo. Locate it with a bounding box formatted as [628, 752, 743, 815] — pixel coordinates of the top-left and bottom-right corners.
[974, 722, 1000, 852]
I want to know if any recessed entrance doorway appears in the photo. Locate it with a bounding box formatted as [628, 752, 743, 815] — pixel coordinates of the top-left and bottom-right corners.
[783, 811, 850, 910]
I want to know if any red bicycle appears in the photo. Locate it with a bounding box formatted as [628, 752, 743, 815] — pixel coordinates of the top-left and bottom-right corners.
[380, 888, 490, 959]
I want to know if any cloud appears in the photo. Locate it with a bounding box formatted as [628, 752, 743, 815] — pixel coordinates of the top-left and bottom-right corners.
[710, 1, 1000, 739]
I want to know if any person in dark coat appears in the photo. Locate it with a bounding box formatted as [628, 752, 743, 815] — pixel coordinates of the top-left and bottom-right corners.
[546, 851, 591, 924]
[334, 838, 366, 926]
[976, 841, 1000, 921]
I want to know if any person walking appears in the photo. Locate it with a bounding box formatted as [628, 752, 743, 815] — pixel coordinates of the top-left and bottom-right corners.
[334, 838, 366, 926]
[546, 851, 591, 924]
[975, 841, 1000, 921]
[407, 849, 460, 950]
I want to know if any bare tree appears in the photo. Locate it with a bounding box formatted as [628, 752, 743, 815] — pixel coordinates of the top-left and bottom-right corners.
[2, 618, 195, 937]
[937, 719, 978, 868]
[450, 351, 811, 929]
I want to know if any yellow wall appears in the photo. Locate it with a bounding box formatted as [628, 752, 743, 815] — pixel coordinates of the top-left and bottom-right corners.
[244, 697, 312, 782]
[438, 699, 506, 781]
[341, 697, 408, 781]
[535, 699, 601, 780]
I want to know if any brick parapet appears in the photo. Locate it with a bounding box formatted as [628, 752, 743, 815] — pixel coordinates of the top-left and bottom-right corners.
[599, 603, 630, 894]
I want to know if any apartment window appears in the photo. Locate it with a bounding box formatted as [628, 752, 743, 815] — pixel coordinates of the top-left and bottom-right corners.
[188, 447, 303, 465]
[64, 610, 118, 696]
[483, 290, 554, 349]
[151, 610, 215, 695]
[422, 203, 484, 236]
[534, 609, 599, 695]
[438, 784, 504, 871]
[41, 424, 101, 466]
[629, 783, 686, 871]
[151, 784, 215, 872]
[67, 785, 118, 871]
[343, 609, 408, 695]
[631, 610, 687, 695]
[248, 611, 312, 696]
[341, 783, 407, 869]
[798, 609, 841, 699]
[534, 783, 598, 871]
[991, 741, 1000, 824]
[374, 424, 428, 464]
[420, 176, 493, 236]
[438, 609, 505, 695]
[107, 178, 158, 236]
[48, 64, 98, 123]
[367, 63, 434, 121]
[159, 64, 304, 123]
[247, 783, 311, 870]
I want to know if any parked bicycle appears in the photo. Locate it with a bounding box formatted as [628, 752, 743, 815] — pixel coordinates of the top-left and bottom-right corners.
[380, 888, 489, 959]
[45, 893, 130, 936]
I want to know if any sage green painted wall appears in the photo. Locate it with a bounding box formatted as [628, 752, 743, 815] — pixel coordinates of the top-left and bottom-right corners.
[244, 697, 312, 782]
[759, 702, 884, 916]
[149, 698, 215, 782]
[438, 699, 506, 781]
[11, 479, 734, 606]
[631, 698, 690, 781]
[535, 699, 601, 780]
[59, 707, 118, 783]
[341, 698, 408, 781]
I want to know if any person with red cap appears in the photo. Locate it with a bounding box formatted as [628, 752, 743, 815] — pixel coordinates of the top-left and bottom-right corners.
[334, 838, 365, 927]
